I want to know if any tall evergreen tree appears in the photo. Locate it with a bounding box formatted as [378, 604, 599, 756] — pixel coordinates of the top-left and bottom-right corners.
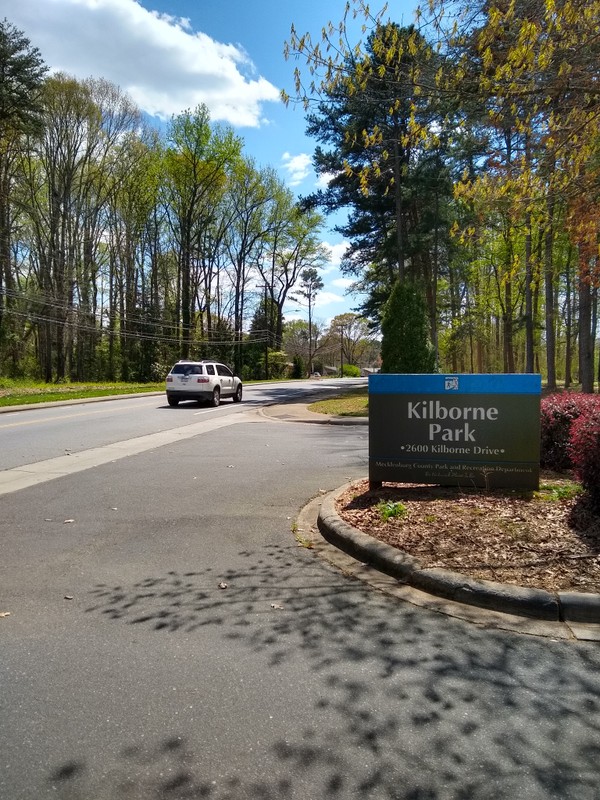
[299, 21, 453, 344]
[380, 281, 436, 373]
[0, 19, 47, 369]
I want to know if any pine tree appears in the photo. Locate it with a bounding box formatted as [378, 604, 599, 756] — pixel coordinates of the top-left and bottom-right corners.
[0, 19, 47, 366]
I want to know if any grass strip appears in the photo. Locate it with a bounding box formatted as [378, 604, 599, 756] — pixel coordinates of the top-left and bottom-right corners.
[308, 386, 369, 417]
[0, 382, 164, 407]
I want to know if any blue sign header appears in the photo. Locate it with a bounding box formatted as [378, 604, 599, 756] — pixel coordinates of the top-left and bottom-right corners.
[369, 373, 541, 396]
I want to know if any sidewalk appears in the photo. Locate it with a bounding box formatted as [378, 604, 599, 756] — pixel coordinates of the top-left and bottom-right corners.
[260, 401, 368, 425]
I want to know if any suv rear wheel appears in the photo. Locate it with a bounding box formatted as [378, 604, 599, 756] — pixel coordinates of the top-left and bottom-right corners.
[210, 386, 220, 407]
[168, 396, 179, 407]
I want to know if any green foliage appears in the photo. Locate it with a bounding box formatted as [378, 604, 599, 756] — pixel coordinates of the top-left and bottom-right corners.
[380, 281, 436, 374]
[285, 0, 600, 380]
[377, 500, 408, 522]
[0, 20, 48, 372]
[535, 483, 581, 502]
[5, 7, 600, 385]
[291, 355, 305, 379]
[295, 268, 324, 305]
[294, 20, 453, 334]
[0, 19, 48, 136]
[149, 361, 172, 382]
[267, 351, 288, 379]
[341, 364, 361, 377]
[0, 381, 163, 407]
[240, 364, 254, 382]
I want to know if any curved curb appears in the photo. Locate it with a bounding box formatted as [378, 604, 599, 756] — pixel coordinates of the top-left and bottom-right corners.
[318, 485, 600, 624]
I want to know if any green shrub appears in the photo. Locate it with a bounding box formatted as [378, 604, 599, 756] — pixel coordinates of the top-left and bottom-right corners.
[150, 361, 171, 382]
[380, 281, 436, 373]
[291, 355, 304, 379]
[377, 500, 408, 521]
[342, 364, 361, 377]
[267, 350, 288, 379]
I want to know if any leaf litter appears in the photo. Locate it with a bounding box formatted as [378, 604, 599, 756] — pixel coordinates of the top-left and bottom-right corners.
[336, 475, 600, 593]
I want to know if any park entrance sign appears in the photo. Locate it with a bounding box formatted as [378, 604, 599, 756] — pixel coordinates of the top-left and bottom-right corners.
[369, 374, 541, 490]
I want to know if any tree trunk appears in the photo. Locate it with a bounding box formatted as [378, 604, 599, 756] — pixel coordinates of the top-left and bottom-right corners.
[564, 250, 573, 388]
[544, 199, 557, 390]
[503, 279, 515, 372]
[392, 128, 405, 282]
[0, 165, 10, 338]
[578, 269, 594, 393]
[181, 242, 191, 361]
[524, 215, 534, 372]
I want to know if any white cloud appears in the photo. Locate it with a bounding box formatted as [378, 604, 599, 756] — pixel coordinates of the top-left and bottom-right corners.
[282, 310, 305, 322]
[321, 240, 348, 269]
[331, 277, 353, 289]
[315, 291, 345, 308]
[281, 152, 312, 186]
[315, 171, 337, 189]
[5, 0, 281, 127]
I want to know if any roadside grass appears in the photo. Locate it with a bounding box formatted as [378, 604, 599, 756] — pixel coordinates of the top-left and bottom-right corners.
[308, 386, 369, 417]
[0, 380, 164, 407]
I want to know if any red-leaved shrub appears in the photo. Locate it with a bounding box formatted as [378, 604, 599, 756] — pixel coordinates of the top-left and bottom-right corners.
[569, 408, 600, 509]
[540, 393, 600, 470]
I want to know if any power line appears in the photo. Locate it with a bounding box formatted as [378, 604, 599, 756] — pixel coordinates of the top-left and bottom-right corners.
[0, 287, 274, 344]
[1, 308, 270, 347]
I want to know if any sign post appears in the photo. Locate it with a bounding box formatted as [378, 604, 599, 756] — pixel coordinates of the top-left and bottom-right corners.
[369, 374, 541, 490]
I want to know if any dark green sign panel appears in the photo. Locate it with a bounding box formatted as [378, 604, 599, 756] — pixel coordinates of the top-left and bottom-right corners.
[369, 374, 541, 489]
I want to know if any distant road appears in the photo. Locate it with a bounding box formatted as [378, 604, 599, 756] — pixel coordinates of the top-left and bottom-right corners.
[0, 378, 366, 472]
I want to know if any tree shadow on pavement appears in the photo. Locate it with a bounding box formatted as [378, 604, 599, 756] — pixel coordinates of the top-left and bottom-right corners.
[47, 541, 600, 800]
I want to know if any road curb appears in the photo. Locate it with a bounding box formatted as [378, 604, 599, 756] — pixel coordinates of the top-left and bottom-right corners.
[318, 485, 600, 624]
[0, 392, 164, 414]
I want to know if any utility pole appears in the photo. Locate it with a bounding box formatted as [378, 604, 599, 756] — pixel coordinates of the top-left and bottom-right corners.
[264, 284, 269, 380]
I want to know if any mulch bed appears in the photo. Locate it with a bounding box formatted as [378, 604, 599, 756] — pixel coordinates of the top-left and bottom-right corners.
[335, 477, 600, 593]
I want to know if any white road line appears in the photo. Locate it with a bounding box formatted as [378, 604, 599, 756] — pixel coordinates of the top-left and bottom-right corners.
[0, 413, 249, 496]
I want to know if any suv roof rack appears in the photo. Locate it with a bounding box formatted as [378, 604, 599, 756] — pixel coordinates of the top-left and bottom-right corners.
[176, 358, 221, 364]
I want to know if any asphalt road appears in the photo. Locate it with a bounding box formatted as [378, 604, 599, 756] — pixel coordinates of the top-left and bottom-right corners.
[0, 379, 359, 470]
[1, 391, 600, 800]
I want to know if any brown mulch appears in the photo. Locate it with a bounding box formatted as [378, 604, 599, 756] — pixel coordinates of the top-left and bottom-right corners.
[335, 474, 600, 594]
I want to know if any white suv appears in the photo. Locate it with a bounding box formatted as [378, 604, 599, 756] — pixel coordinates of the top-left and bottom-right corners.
[166, 360, 243, 407]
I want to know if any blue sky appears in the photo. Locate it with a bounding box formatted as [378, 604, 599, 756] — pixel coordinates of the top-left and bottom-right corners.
[2, 0, 417, 324]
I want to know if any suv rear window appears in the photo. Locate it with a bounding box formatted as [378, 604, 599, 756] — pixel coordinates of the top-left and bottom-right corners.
[172, 364, 204, 375]
[205, 364, 215, 375]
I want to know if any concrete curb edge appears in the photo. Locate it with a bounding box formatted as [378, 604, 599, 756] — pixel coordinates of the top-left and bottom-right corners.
[318, 485, 600, 624]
